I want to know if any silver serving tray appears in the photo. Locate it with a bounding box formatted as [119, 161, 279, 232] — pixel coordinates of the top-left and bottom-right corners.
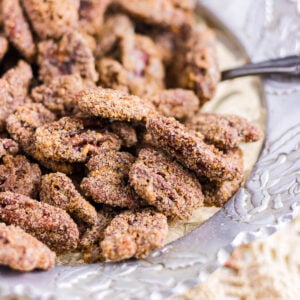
[1, 0, 300, 299]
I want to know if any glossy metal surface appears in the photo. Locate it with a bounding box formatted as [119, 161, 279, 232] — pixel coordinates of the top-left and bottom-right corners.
[1, 0, 300, 299]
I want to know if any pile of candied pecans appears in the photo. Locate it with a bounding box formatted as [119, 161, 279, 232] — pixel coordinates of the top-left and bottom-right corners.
[0, 0, 263, 272]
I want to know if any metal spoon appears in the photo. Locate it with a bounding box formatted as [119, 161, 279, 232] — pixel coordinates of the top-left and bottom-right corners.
[221, 55, 300, 81]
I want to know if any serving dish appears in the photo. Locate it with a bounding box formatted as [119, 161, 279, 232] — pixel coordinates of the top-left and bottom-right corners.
[1, 0, 300, 299]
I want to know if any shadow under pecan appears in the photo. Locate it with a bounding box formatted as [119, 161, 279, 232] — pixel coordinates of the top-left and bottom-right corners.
[80, 210, 114, 263]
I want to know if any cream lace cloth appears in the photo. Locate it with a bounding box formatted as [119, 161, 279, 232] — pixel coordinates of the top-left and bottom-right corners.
[172, 214, 300, 300]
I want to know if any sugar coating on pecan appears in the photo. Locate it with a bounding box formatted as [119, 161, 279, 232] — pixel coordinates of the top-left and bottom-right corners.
[78, 87, 156, 122]
[174, 28, 220, 104]
[96, 14, 134, 58]
[202, 149, 244, 207]
[98, 28, 165, 97]
[97, 57, 132, 93]
[22, 0, 79, 39]
[101, 209, 168, 261]
[186, 113, 264, 150]
[38, 31, 98, 83]
[0, 61, 32, 132]
[6, 103, 74, 174]
[0, 192, 79, 254]
[34, 117, 121, 163]
[6, 103, 55, 149]
[148, 29, 177, 65]
[2, 0, 36, 60]
[0, 36, 8, 62]
[119, 34, 165, 97]
[0, 155, 41, 199]
[114, 0, 195, 32]
[40, 172, 98, 226]
[31, 74, 88, 117]
[129, 147, 204, 219]
[80, 210, 114, 263]
[0, 223, 55, 271]
[146, 88, 199, 120]
[79, 0, 112, 37]
[81, 150, 140, 208]
[0, 139, 19, 159]
[110, 122, 138, 148]
[146, 116, 241, 181]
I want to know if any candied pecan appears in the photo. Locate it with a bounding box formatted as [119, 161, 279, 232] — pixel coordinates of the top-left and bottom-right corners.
[121, 34, 165, 96]
[148, 29, 177, 65]
[98, 32, 165, 97]
[0, 139, 19, 159]
[40, 172, 98, 226]
[0, 223, 55, 271]
[6, 103, 74, 174]
[110, 122, 138, 148]
[186, 113, 263, 150]
[0, 35, 8, 61]
[96, 14, 134, 58]
[78, 87, 156, 122]
[6, 103, 56, 150]
[97, 57, 131, 93]
[22, 0, 79, 39]
[79, 0, 112, 37]
[31, 74, 88, 117]
[174, 28, 220, 104]
[129, 148, 204, 219]
[170, 0, 196, 11]
[0, 192, 79, 254]
[146, 116, 241, 181]
[0, 60, 32, 132]
[34, 117, 121, 163]
[114, 0, 195, 33]
[146, 88, 199, 120]
[38, 31, 98, 83]
[101, 209, 168, 261]
[0, 155, 41, 198]
[80, 210, 114, 263]
[2, 0, 36, 61]
[202, 149, 244, 207]
[81, 150, 140, 208]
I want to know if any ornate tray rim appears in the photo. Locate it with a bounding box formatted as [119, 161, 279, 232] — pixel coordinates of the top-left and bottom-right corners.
[1, 0, 300, 299]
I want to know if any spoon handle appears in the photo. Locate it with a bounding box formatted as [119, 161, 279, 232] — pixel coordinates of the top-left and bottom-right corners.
[221, 55, 300, 81]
